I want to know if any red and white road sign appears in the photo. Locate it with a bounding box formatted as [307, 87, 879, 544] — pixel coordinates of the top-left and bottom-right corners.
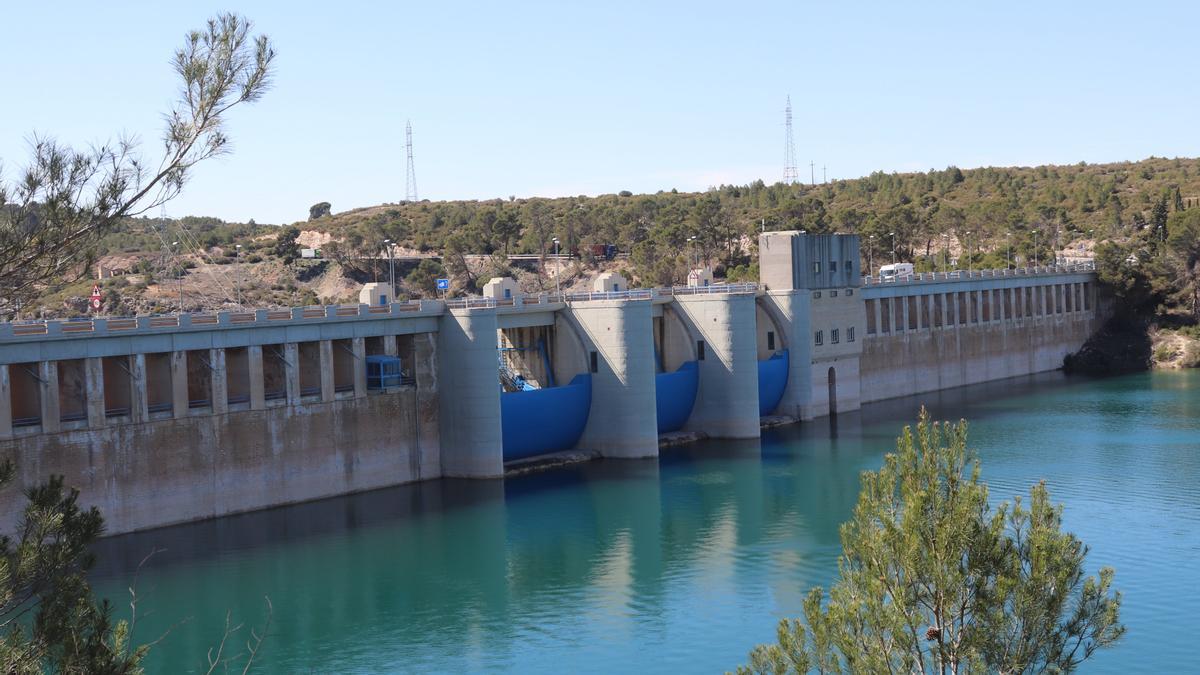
[90, 284, 102, 311]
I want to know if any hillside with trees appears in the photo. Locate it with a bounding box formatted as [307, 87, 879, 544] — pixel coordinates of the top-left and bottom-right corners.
[303, 157, 1190, 282]
[19, 157, 1200, 349]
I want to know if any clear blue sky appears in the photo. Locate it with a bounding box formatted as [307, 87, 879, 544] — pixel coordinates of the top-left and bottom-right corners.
[2, 1, 1196, 224]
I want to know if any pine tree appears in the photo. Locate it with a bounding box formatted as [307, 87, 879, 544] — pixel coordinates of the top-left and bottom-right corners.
[736, 410, 1124, 674]
[0, 463, 147, 673]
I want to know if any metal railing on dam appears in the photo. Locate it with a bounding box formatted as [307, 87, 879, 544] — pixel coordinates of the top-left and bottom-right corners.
[446, 283, 756, 308]
[861, 261, 1096, 287]
[0, 301, 441, 342]
[0, 284, 763, 343]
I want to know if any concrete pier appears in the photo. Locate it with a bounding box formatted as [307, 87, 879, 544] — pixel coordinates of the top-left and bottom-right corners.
[673, 293, 760, 438]
[437, 307, 503, 477]
[569, 299, 659, 458]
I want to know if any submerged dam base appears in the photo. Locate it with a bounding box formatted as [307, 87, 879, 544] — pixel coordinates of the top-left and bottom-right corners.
[0, 233, 1104, 534]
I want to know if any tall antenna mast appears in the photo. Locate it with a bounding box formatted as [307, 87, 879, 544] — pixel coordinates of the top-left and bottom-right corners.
[405, 120, 418, 202]
[783, 96, 798, 185]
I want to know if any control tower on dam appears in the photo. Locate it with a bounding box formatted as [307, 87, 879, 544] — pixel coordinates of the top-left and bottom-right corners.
[0, 234, 1103, 534]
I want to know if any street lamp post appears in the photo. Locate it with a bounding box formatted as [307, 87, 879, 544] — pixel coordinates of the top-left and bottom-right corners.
[171, 241, 183, 313]
[235, 244, 243, 306]
[941, 234, 949, 274]
[552, 238, 561, 294]
[384, 239, 395, 301]
[1033, 230, 1039, 267]
[867, 235, 875, 279]
[965, 232, 973, 272]
[889, 231, 896, 266]
[1006, 234, 1011, 270]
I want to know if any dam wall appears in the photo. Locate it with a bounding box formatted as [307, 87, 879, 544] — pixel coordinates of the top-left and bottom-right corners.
[4, 389, 438, 533]
[859, 272, 1102, 404]
[0, 235, 1105, 535]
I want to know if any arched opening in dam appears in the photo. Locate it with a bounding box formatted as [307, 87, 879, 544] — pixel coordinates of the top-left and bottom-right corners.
[498, 317, 593, 461]
[652, 306, 699, 433]
[755, 298, 790, 416]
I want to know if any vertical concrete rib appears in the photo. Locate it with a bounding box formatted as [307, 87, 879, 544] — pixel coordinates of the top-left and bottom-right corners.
[284, 343, 300, 406]
[319, 340, 335, 402]
[569, 299, 659, 458]
[39, 360, 60, 433]
[0, 364, 11, 440]
[210, 348, 228, 415]
[437, 308, 503, 478]
[131, 353, 149, 423]
[674, 294, 760, 438]
[351, 337, 367, 398]
[170, 351, 188, 419]
[85, 357, 105, 428]
[248, 345, 265, 410]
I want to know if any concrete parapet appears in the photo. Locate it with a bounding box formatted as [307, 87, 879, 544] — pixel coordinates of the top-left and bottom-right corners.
[568, 299, 659, 458]
[437, 308, 503, 478]
[672, 294, 760, 438]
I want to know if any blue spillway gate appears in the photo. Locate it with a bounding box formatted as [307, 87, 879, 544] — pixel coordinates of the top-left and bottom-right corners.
[757, 349, 789, 416]
[655, 361, 699, 433]
[365, 355, 403, 389]
[501, 374, 592, 462]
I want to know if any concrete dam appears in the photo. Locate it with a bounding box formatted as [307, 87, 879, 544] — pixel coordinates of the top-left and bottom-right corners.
[0, 233, 1103, 534]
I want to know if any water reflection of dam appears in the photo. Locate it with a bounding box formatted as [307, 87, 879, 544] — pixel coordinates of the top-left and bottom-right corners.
[88, 420, 868, 673]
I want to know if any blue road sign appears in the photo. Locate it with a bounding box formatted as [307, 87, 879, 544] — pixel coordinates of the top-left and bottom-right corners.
[436, 278, 449, 290]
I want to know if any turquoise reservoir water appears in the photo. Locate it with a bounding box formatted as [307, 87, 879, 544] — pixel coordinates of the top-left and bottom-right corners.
[91, 370, 1199, 673]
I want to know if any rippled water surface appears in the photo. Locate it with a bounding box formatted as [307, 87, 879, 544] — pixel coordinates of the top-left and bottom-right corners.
[91, 370, 1200, 673]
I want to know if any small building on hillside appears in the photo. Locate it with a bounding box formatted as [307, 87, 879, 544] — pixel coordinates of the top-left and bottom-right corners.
[687, 267, 714, 287]
[96, 254, 146, 280]
[359, 282, 395, 306]
[593, 271, 628, 293]
[483, 277, 522, 301]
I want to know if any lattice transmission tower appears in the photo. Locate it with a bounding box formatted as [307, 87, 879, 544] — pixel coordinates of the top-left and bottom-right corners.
[782, 96, 799, 185]
[405, 120, 418, 202]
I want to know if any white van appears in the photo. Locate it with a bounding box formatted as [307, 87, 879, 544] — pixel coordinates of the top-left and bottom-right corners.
[878, 263, 914, 281]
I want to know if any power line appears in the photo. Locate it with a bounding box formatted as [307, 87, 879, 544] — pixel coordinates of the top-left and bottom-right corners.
[783, 96, 798, 185]
[405, 120, 418, 202]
